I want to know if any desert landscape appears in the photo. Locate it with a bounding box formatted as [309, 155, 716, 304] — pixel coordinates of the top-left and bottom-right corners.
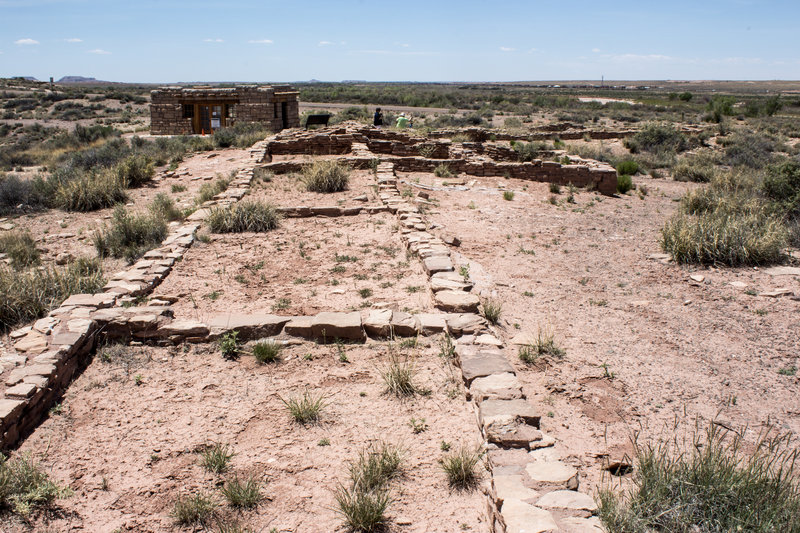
[0, 75, 799, 533]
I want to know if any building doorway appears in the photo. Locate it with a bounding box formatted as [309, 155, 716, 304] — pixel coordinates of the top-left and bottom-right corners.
[281, 102, 288, 129]
[194, 104, 225, 134]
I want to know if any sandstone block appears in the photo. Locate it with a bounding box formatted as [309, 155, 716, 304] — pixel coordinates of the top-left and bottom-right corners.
[536, 490, 597, 512]
[415, 313, 448, 335]
[364, 309, 393, 337]
[434, 290, 480, 313]
[390, 311, 419, 337]
[479, 399, 540, 428]
[208, 313, 291, 340]
[460, 351, 515, 385]
[525, 460, 579, 490]
[446, 313, 486, 335]
[469, 373, 523, 402]
[501, 499, 558, 533]
[422, 255, 453, 276]
[311, 312, 364, 341]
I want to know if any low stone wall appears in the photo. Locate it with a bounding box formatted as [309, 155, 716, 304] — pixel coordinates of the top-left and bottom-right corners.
[428, 127, 636, 142]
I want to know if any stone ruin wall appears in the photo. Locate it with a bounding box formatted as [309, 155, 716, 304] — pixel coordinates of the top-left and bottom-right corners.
[150, 86, 299, 135]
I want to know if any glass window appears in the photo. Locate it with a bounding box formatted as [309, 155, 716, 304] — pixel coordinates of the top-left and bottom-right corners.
[182, 104, 194, 119]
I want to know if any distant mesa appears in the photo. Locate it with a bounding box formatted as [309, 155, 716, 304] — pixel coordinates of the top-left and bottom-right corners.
[12, 76, 38, 81]
[57, 76, 98, 83]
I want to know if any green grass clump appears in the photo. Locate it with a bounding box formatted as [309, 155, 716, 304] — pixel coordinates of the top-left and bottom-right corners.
[519, 326, 565, 364]
[252, 340, 282, 364]
[207, 201, 281, 233]
[513, 141, 547, 162]
[617, 174, 634, 194]
[0, 231, 40, 269]
[349, 442, 405, 492]
[172, 492, 217, 526]
[196, 176, 230, 204]
[149, 192, 184, 222]
[0, 453, 72, 515]
[616, 160, 639, 176]
[54, 171, 128, 212]
[281, 390, 327, 425]
[199, 442, 235, 474]
[380, 352, 419, 397]
[115, 154, 154, 187]
[481, 299, 503, 325]
[441, 446, 483, 490]
[599, 424, 800, 533]
[502, 190, 515, 201]
[93, 205, 168, 263]
[302, 160, 350, 193]
[0, 258, 104, 331]
[333, 483, 392, 533]
[434, 163, 454, 178]
[220, 474, 262, 508]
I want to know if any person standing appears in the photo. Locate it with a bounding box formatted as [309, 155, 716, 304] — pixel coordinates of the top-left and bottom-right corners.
[373, 107, 384, 128]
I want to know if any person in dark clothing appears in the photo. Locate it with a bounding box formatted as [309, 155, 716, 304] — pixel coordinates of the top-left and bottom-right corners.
[373, 107, 384, 127]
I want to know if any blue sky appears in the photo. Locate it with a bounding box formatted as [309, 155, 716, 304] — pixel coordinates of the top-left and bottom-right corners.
[1, 0, 798, 83]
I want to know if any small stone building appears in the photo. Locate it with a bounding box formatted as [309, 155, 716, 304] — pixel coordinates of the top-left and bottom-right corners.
[150, 85, 300, 135]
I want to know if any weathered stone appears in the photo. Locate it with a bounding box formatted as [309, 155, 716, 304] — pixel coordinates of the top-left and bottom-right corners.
[486, 415, 543, 448]
[460, 350, 515, 385]
[759, 288, 793, 298]
[50, 331, 84, 346]
[422, 255, 453, 275]
[416, 313, 448, 335]
[208, 313, 291, 340]
[469, 373, 523, 401]
[537, 490, 597, 512]
[493, 474, 538, 506]
[364, 309, 393, 337]
[22, 374, 49, 388]
[62, 293, 116, 308]
[479, 399, 540, 428]
[389, 311, 419, 337]
[525, 460, 580, 490]
[5, 382, 37, 399]
[501, 499, 559, 533]
[0, 399, 26, 422]
[9, 326, 31, 340]
[442, 234, 461, 247]
[446, 313, 486, 335]
[475, 333, 503, 346]
[311, 312, 364, 341]
[558, 516, 604, 532]
[434, 290, 480, 313]
[33, 317, 59, 335]
[158, 320, 210, 338]
[529, 433, 557, 450]
[14, 333, 48, 354]
[284, 316, 314, 337]
[430, 275, 472, 292]
[763, 266, 800, 276]
[67, 318, 95, 333]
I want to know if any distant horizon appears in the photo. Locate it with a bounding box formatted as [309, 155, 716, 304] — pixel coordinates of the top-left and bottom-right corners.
[3, 1, 799, 82]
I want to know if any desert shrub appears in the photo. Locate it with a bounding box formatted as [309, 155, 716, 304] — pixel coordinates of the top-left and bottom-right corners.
[0, 258, 104, 331]
[481, 299, 502, 325]
[0, 453, 71, 515]
[207, 201, 281, 233]
[599, 424, 800, 533]
[380, 352, 420, 397]
[220, 475, 262, 508]
[302, 160, 350, 193]
[503, 117, 523, 128]
[172, 492, 217, 526]
[93, 205, 168, 263]
[674, 154, 718, 183]
[281, 389, 326, 425]
[149, 193, 184, 222]
[0, 174, 41, 213]
[503, 190, 515, 201]
[705, 95, 737, 123]
[434, 163, 454, 178]
[197, 176, 230, 204]
[252, 340, 282, 364]
[616, 160, 639, 176]
[441, 446, 483, 490]
[349, 442, 404, 492]
[253, 166, 273, 182]
[54, 170, 128, 212]
[617, 174, 634, 194]
[333, 483, 391, 533]
[213, 128, 237, 148]
[0, 231, 40, 269]
[513, 141, 547, 162]
[519, 325, 565, 364]
[331, 106, 371, 125]
[722, 131, 777, 169]
[199, 442, 234, 474]
[625, 122, 688, 155]
[115, 154, 154, 187]
[763, 161, 800, 217]
[219, 331, 241, 360]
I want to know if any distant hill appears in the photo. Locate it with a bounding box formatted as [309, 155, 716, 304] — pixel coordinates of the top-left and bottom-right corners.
[57, 76, 97, 83]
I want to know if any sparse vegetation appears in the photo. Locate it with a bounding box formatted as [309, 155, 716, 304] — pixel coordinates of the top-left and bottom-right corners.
[199, 442, 235, 474]
[441, 445, 483, 490]
[281, 389, 327, 425]
[220, 474, 262, 509]
[302, 159, 350, 193]
[434, 163, 454, 178]
[207, 200, 281, 233]
[172, 492, 217, 526]
[0, 231, 40, 269]
[93, 204, 168, 263]
[502, 190, 515, 201]
[0, 453, 71, 515]
[380, 352, 420, 397]
[219, 331, 241, 360]
[252, 340, 282, 364]
[481, 299, 502, 325]
[197, 176, 231, 204]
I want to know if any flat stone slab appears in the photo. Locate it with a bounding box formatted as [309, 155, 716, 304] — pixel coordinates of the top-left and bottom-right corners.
[434, 290, 480, 313]
[430, 275, 473, 292]
[525, 460, 579, 490]
[446, 313, 486, 335]
[390, 311, 419, 337]
[157, 320, 210, 338]
[14, 333, 48, 354]
[460, 350, 515, 385]
[537, 490, 597, 512]
[5, 382, 37, 399]
[494, 474, 538, 507]
[284, 316, 314, 337]
[62, 293, 116, 308]
[501, 499, 558, 533]
[558, 516, 604, 532]
[416, 313, 448, 335]
[469, 373, 523, 402]
[422, 255, 453, 276]
[0, 399, 26, 421]
[763, 266, 800, 276]
[311, 312, 364, 341]
[479, 399, 540, 428]
[759, 288, 793, 297]
[486, 415, 543, 448]
[364, 309, 393, 338]
[208, 313, 290, 340]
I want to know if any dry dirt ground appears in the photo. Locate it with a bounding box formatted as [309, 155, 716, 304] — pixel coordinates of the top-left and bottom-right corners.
[4, 141, 800, 531]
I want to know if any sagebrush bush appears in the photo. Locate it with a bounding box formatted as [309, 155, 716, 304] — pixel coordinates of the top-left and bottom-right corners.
[617, 174, 634, 194]
[625, 122, 688, 154]
[172, 492, 216, 526]
[441, 446, 483, 490]
[197, 176, 230, 204]
[434, 163, 454, 178]
[115, 154, 154, 187]
[0, 174, 40, 213]
[207, 201, 281, 233]
[513, 141, 547, 162]
[54, 171, 128, 212]
[674, 154, 718, 183]
[93, 205, 168, 263]
[0, 453, 71, 515]
[722, 131, 777, 169]
[0, 231, 40, 269]
[213, 128, 237, 148]
[0, 258, 104, 331]
[302, 160, 350, 193]
[599, 424, 800, 533]
[616, 160, 639, 176]
[149, 193, 184, 222]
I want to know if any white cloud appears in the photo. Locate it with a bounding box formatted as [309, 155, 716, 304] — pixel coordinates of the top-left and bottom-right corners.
[592, 48, 601, 53]
[318, 41, 333, 46]
[14, 38, 39, 45]
[65, 38, 82, 43]
[499, 46, 516, 52]
[203, 38, 224, 43]
[88, 48, 111, 55]
[248, 39, 273, 44]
